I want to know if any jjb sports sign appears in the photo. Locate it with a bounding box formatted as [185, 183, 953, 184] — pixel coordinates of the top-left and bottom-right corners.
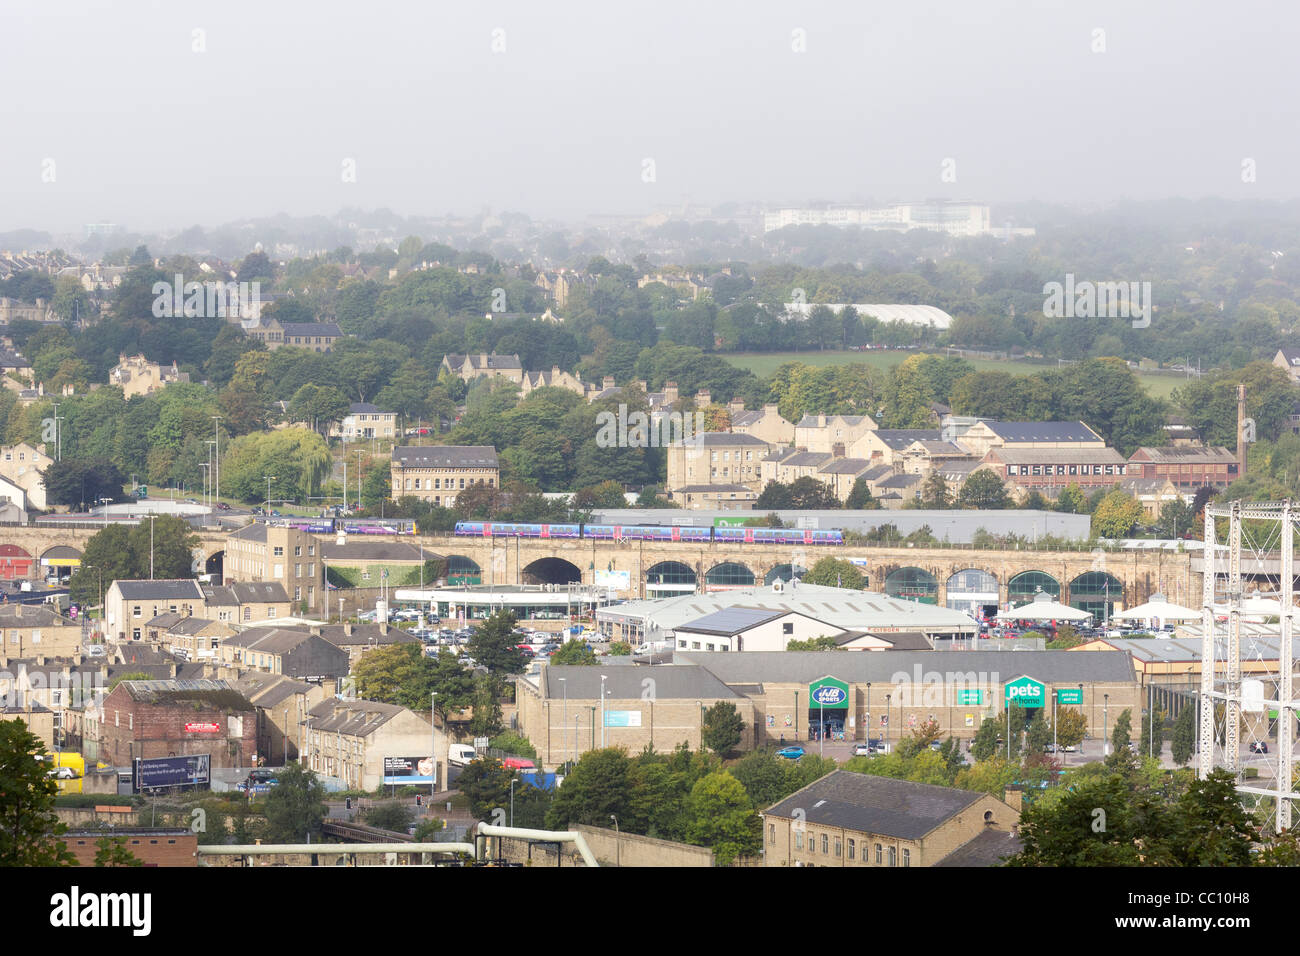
[1003, 676, 1046, 709]
[809, 676, 849, 707]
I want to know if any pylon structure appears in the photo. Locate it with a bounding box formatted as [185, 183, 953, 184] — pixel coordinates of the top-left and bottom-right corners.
[1199, 501, 1297, 832]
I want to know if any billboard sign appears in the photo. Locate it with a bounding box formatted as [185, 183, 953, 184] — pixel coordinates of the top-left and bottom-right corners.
[133, 754, 210, 791]
[956, 689, 985, 706]
[184, 722, 221, 734]
[594, 569, 631, 590]
[1055, 688, 1084, 705]
[603, 710, 643, 728]
[382, 755, 436, 785]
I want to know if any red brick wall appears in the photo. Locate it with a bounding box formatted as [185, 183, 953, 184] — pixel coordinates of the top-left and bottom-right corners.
[62, 831, 197, 867]
[98, 685, 258, 768]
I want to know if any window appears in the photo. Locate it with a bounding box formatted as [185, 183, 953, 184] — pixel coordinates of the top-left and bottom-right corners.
[848, 839, 856, 860]
[243, 607, 251, 621]
[132, 605, 142, 618]
[769, 824, 776, 845]
[782, 622, 793, 635]
[888, 846, 897, 867]
[31, 629, 40, 643]
[267, 607, 276, 618]
[821, 834, 828, 854]
[273, 547, 284, 557]
[308, 546, 314, 556]
[875, 843, 882, 864]
[794, 831, 804, 850]
[902, 848, 910, 867]
[834, 838, 841, 857]
[294, 546, 302, 556]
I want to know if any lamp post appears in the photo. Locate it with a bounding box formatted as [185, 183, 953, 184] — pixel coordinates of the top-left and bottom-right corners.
[1103, 693, 1110, 756]
[865, 681, 871, 749]
[819, 692, 824, 757]
[199, 463, 209, 512]
[509, 778, 516, 828]
[148, 515, 156, 579]
[98, 498, 111, 527]
[1053, 689, 1058, 757]
[205, 440, 216, 514]
[885, 693, 891, 749]
[263, 476, 276, 517]
[211, 415, 222, 504]
[600, 674, 607, 748]
[431, 691, 438, 803]
[611, 814, 619, 867]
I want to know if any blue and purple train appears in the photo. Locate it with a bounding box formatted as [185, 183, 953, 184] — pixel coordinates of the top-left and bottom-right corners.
[453, 521, 844, 545]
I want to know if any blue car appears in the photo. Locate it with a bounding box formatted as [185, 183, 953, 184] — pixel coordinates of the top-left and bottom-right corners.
[776, 746, 805, 760]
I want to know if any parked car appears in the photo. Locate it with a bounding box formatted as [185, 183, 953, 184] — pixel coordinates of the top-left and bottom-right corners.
[1250, 741, 1270, 754]
[852, 743, 872, 757]
[776, 746, 805, 760]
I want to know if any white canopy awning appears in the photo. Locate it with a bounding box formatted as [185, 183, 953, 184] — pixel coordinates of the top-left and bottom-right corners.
[995, 591, 1093, 622]
[1113, 594, 1201, 623]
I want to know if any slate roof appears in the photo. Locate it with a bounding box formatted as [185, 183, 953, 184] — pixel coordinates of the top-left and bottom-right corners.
[114, 580, 204, 601]
[934, 827, 1023, 866]
[201, 581, 289, 605]
[541, 664, 739, 700]
[677, 606, 790, 636]
[873, 429, 943, 450]
[1129, 445, 1237, 464]
[321, 539, 424, 562]
[765, 771, 982, 841]
[818, 458, 875, 476]
[692, 432, 770, 448]
[116, 679, 254, 710]
[984, 421, 1102, 443]
[307, 698, 408, 735]
[392, 446, 498, 468]
[229, 523, 269, 542]
[983, 447, 1127, 465]
[281, 322, 342, 338]
[348, 403, 390, 415]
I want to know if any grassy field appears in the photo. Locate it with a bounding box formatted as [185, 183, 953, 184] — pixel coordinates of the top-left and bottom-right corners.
[721, 350, 1187, 400]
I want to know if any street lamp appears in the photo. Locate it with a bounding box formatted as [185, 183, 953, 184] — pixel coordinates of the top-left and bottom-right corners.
[211, 415, 222, 504]
[865, 681, 871, 749]
[509, 778, 516, 828]
[600, 674, 608, 748]
[885, 693, 891, 749]
[611, 814, 620, 866]
[97, 497, 111, 527]
[147, 515, 156, 579]
[1103, 693, 1110, 756]
[263, 476, 277, 516]
[431, 691, 438, 804]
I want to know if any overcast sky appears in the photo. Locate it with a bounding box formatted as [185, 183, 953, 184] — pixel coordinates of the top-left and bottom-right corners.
[3, 0, 1296, 233]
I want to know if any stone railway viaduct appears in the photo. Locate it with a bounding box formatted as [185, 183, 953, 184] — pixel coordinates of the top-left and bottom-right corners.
[6, 523, 1206, 612]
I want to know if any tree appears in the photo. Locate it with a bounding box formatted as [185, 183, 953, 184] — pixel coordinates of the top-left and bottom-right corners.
[958, 470, 1009, 509]
[93, 836, 144, 867]
[41, 457, 128, 508]
[701, 702, 745, 756]
[1025, 711, 1052, 754]
[784, 635, 842, 651]
[1055, 483, 1089, 514]
[412, 817, 445, 842]
[971, 717, 1000, 762]
[846, 476, 880, 509]
[365, 802, 414, 833]
[457, 757, 517, 821]
[546, 748, 634, 830]
[1009, 774, 1154, 866]
[684, 771, 762, 865]
[1139, 706, 1165, 759]
[551, 640, 598, 666]
[1091, 490, 1143, 539]
[1170, 704, 1195, 767]
[1111, 708, 1133, 755]
[920, 471, 951, 508]
[260, 761, 327, 843]
[287, 384, 351, 439]
[801, 557, 865, 589]
[1053, 707, 1087, 749]
[466, 611, 527, 685]
[0, 719, 77, 866]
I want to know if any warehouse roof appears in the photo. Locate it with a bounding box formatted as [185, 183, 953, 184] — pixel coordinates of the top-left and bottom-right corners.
[392, 446, 498, 468]
[541, 664, 738, 700]
[676, 649, 1136, 685]
[985, 421, 1102, 444]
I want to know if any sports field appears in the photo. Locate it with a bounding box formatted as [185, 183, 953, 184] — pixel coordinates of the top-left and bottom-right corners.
[722, 350, 1187, 400]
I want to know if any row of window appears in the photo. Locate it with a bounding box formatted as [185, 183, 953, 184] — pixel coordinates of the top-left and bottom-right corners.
[778, 825, 909, 865]
[7, 629, 43, 642]
[403, 476, 492, 490]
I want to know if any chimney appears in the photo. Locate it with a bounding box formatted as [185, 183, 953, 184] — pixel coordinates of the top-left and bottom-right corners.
[764, 403, 779, 415]
[15, 603, 21, 619]
[818, 414, 826, 427]
[344, 623, 353, 637]
[602, 375, 615, 389]
[729, 398, 744, 415]
[697, 389, 712, 407]
[1237, 383, 1248, 479]
[1003, 787, 1023, 813]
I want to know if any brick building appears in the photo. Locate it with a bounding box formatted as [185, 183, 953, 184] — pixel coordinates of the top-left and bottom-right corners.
[1125, 445, 1239, 490]
[96, 679, 258, 768]
[390, 445, 499, 507]
[763, 771, 1021, 867]
[61, 829, 198, 867]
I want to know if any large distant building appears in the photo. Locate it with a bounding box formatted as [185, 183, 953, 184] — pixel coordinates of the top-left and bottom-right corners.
[764, 202, 994, 237]
[390, 445, 499, 507]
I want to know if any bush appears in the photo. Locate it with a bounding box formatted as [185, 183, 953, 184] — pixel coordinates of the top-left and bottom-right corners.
[54, 793, 139, 808]
[489, 732, 537, 760]
[365, 801, 415, 833]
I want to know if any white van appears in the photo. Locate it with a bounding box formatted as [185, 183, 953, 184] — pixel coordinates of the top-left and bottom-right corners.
[448, 743, 478, 767]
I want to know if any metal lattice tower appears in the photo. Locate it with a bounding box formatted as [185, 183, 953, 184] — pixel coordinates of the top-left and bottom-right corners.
[1199, 501, 1300, 832]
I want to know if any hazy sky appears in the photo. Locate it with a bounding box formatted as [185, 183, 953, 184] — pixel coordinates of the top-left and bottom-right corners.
[3, 0, 1296, 233]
